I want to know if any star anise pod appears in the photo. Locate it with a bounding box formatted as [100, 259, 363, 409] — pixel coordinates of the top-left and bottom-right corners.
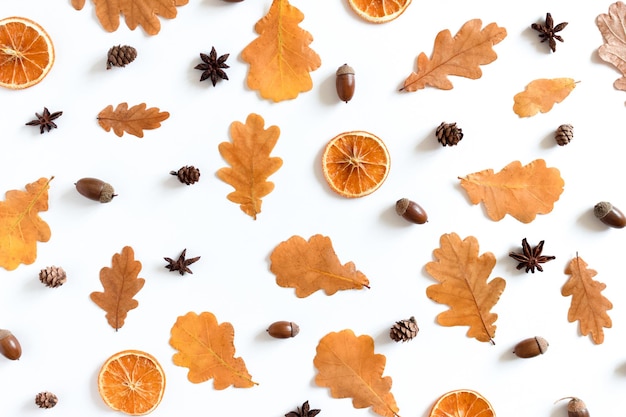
[531, 12, 568, 52]
[285, 401, 320, 417]
[164, 249, 201, 275]
[25, 107, 63, 134]
[509, 238, 555, 273]
[194, 47, 229, 87]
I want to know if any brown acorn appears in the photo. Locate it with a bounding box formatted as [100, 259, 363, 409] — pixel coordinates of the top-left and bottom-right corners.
[336, 64, 355, 103]
[0, 329, 22, 360]
[556, 397, 590, 417]
[513, 336, 548, 358]
[593, 201, 626, 228]
[75, 178, 116, 203]
[266, 321, 300, 338]
[395, 198, 428, 224]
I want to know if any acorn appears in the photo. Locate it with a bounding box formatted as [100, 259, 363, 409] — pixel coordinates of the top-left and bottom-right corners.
[266, 321, 300, 339]
[513, 336, 548, 358]
[75, 178, 116, 203]
[593, 201, 626, 228]
[335, 64, 355, 103]
[0, 329, 22, 360]
[556, 397, 590, 417]
[395, 198, 428, 224]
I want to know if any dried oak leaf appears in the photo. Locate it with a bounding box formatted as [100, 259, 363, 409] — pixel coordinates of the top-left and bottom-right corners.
[513, 78, 577, 117]
[90, 246, 145, 330]
[169, 311, 257, 389]
[217, 113, 282, 220]
[597, 2, 626, 92]
[401, 19, 506, 92]
[0, 177, 53, 271]
[562, 255, 612, 344]
[269, 234, 370, 298]
[425, 233, 505, 344]
[314, 329, 399, 417]
[71, 0, 188, 35]
[97, 102, 170, 138]
[241, 0, 321, 102]
[459, 159, 564, 223]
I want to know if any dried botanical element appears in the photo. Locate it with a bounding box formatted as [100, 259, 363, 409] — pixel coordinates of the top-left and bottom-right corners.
[90, 246, 145, 330]
[395, 198, 428, 224]
[336, 63, 355, 102]
[241, 0, 321, 102]
[169, 311, 257, 388]
[164, 249, 201, 275]
[35, 391, 58, 409]
[270, 234, 370, 298]
[267, 321, 300, 338]
[459, 159, 564, 223]
[555, 397, 589, 417]
[594, 201, 626, 228]
[97, 102, 170, 138]
[531, 13, 568, 52]
[25, 107, 62, 134]
[314, 329, 399, 417]
[170, 166, 200, 185]
[555, 124, 573, 146]
[347, 0, 411, 23]
[285, 401, 320, 417]
[195, 47, 229, 86]
[425, 233, 506, 343]
[217, 113, 282, 219]
[429, 389, 495, 417]
[562, 255, 612, 344]
[435, 122, 463, 146]
[39, 265, 67, 288]
[513, 336, 549, 358]
[75, 178, 116, 203]
[509, 238, 555, 273]
[389, 316, 419, 342]
[106, 44, 137, 69]
[0, 177, 53, 271]
[597, 2, 626, 92]
[513, 78, 577, 117]
[0, 329, 22, 360]
[71, 0, 189, 35]
[401, 19, 506, 92]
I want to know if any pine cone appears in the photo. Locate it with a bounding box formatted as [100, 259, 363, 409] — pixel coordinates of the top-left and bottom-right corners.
[35, 391, 58, 409]
[436, 122, 464, 146]
[39, 266, 67, 288]
[389, 316, 419, 342]
[170, 165, 201, 185]
[106, 45, 137, 70]
[555, 124, 573, 146]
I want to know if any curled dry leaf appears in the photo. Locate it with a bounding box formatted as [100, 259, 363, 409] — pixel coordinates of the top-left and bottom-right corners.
[97, 102, 169, 138]
[562, 255, 612, 344]
[269, 234, 370, 297]
[459, 159, 564, 223]
[513, 78, 577, 117]
[401, 19, 506, 92]
[425, 233, 505, 344]
[597, 2, 626, 92]
[314, 329, 399, 417]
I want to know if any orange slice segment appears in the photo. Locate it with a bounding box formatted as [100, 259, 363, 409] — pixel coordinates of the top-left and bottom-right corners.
[0, 16, 55, 89]
[322, 130, 390, 198]
[98, 349, 166, 416]
[429, 389, 496, 417]
[347, 0, 412, 23]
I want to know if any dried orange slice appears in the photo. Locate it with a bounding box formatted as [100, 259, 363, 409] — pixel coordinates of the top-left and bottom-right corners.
[98, 349, 166, 416]
[322, 130, 390, 198]
[0, 16, 55, 89]
[347, 0, 412, 23]
[429, 389, 495, 417]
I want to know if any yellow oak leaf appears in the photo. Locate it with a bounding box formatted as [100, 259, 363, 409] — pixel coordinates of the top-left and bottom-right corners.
[0, 177, 53, 271]
[241, 0, 321, 102]
[97, 102, 170, 138]
[597, 2, 626, 92]
[314, 329, 399, 417]
[562, 255, 612, 344]
[217, 113, 282, 220]
[459, 159, 564, 223]
[169, 311, 257, 389]
[269, 234, 370, 298]
[425, 233, 505, 344]
[513, 78, 577, 117]
[401, 19, 506, 92]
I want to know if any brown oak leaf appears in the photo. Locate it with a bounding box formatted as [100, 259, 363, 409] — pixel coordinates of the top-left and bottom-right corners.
[401, 19, 506, 92]
[269, 234, 370, 298]
[169, 311, 257, 389]
[597, 2, 626, 92]
[0, 177, 53, 271]
[459, 159, 564, 223]
[425, 233, 506, 344]
[562, 255, 612, 344]
[513, 78, 577, 117]
[90, 246, 145, 330]
[217, 113, 282, 220]
[314, 329, 399, 417]
[72, 0, 189, 35]
[241, 0, 321, 102]
[97, 102, 170, 138]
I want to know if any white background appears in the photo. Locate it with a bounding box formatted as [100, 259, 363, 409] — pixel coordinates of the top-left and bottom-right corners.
[1, 0, 626, 416]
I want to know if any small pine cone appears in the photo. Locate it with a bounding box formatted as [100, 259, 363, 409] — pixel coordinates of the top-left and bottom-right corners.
[35, 391, 58, 409]
[555, 124, 573, 146]
[39, 266, 67, 288]
[389, 316, 419, 342]
[170, 165, 201, 185]
[436, 122, 463, 146]
[106, 45, 137, 70]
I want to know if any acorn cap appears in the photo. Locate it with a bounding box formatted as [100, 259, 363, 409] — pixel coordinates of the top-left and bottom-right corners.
[535, 336, 549, 354]
[593, 201, 612, 219]
[336, 63, 355, 76]
[99, 183, 116, 203]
